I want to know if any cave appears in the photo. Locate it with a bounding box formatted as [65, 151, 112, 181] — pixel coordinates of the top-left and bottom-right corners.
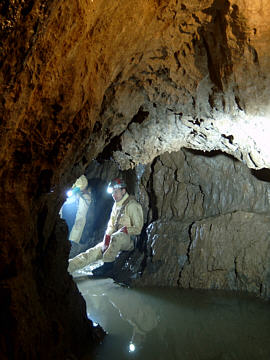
[1, 0, 270, 359]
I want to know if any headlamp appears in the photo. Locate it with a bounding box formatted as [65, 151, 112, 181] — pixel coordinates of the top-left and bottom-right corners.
[67, 190, 73, 197]
[107, 186, 113, 194]
[107, 184, 123, 193]
[107, 178, 126, 193]
[66, 186, 80, 197]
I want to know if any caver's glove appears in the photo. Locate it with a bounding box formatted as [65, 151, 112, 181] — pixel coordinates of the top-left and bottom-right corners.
[102, 234, 111, 252]
[119, 226, 128, 234]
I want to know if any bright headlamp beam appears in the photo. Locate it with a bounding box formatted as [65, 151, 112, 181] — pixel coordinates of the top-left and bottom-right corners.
[67, 190, 73, 197]
[129, 343, 136, 352]
[107, 187, 113, 194]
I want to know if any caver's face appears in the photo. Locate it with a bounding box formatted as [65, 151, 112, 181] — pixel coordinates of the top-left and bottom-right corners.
[112, 188, 126, 202]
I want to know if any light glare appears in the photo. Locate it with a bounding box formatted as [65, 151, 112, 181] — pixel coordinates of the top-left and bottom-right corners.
[67, 190, 73, 197]
[129, 343, 136, 352]
[67, 190, 72, 197]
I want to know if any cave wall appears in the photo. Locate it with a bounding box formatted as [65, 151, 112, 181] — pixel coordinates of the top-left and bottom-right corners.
[2, 0, 270, 177]
[136, 149, 270, 297]
[1, 0, 270, 358]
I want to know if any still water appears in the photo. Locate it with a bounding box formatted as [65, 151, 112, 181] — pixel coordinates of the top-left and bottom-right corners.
[75, 272, 270, 360]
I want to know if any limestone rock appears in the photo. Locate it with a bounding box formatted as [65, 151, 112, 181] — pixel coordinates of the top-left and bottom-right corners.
[138, 220, 191, 286]
[137, 149, 270, 297]
[140, 149, 270, 223]
[179, 212, 270, 297]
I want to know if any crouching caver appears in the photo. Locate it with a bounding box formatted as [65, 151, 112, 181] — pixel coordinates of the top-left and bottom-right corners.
[68, 178, 144, 277]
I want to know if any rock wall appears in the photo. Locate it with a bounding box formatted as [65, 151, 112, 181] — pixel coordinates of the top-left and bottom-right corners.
[180, 211, 270, 297]
[137, 149, 270, 298]
[0, 187, 104, 359]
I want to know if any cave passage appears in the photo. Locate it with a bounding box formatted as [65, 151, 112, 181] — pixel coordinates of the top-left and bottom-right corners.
[75, 275, 270, 360]
[3, 1, 270, 358]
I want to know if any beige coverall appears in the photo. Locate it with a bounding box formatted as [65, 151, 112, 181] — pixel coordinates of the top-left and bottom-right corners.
[68, 193, 144, 273]
[60, 174, 91, 244]
[68, 192, 91, 243]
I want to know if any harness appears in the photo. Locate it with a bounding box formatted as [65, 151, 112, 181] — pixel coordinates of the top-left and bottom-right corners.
[114, 195, 135, 231]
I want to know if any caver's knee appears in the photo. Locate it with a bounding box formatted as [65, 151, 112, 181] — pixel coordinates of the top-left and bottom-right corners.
[92, 241, 104, 251]
[111, 231, 129, 243]
[110, 231, 134, 252]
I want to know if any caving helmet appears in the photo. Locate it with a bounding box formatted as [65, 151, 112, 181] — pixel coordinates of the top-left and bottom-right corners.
[107, 178, 127, 194]
[67, 175, 88, 197]
[73, 175, 88, 191]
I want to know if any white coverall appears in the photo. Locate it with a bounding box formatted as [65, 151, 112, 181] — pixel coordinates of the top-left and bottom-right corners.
[60, 175, 91, 244]
[68, 192, 143, 273]
[68, 192, 91, 243]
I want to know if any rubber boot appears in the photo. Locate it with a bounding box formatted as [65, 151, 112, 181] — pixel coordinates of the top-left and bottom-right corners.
[92, 261, 115, 277]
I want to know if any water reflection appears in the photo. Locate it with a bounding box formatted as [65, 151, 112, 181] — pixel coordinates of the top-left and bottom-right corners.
[76, 276, 270, 360]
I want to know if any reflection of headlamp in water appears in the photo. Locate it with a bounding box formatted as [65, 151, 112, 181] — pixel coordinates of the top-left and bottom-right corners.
[128, 326, 145, 353]
[129, 342, 136, 352]
[66, 186, 80, 198]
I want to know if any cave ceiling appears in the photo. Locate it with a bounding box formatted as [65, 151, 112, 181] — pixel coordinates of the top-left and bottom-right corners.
[1, 0, 270, 192]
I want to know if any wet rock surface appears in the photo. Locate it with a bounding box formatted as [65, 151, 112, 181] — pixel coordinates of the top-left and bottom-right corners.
[136, 149, 270, 297]
[113, 249, 145, 286]
[179, 211, 270, 297]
